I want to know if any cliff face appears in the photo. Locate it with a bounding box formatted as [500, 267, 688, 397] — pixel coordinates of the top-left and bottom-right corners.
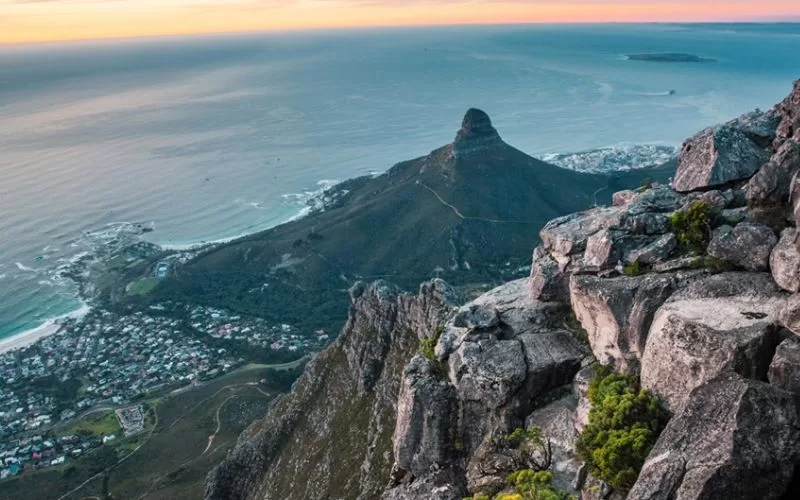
[206, 80, 800, 500]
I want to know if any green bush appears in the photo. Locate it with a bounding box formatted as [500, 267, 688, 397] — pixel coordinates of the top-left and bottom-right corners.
[622, 261, 649, 277]
[668, 201, 714, 253]
[421, 324, 445, 361]
[576, 366, 668, 491]
[464, 470, 574, 500]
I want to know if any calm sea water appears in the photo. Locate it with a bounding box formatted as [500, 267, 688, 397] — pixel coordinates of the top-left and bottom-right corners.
[1, 24, 799, 339]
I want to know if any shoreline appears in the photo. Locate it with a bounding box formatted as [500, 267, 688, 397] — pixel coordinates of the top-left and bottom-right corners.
[0, 304, 90, 355]
[1, 143, 678, 356]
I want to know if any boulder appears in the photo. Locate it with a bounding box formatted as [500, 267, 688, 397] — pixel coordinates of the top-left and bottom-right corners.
[640, 274, 785, 411]
[707, 222, 777, 272]
[392, 356, 458, 483]
[516, 332, 587, 402]
[570, 273, 681, 374]
[673, 125, 770, 193]
[612, 190, 639, 207]
[771, 228, 800, 293]
[628, 374, 800, 500]
[453, 304, 500, 330]
[774, 79, 800, 147]
[618, 185, 683, 235]
[539, 207, 623, 256]
[768, 337, 800, 399]
[447, 338, 527, 409]
[530, 246, 569, 302]
[747, 139, 800, 206]
[728, 108, 781, 147]
[583, 229, 650, 270]
[779, 294, 800, 336]
[625, 233, 677, 265]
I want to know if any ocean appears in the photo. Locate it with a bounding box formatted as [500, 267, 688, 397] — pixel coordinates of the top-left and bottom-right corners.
[1, 23, 799, 340]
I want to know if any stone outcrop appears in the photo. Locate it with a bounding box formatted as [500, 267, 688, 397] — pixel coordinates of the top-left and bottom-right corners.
[768, 337, 800, 399]
[570, 273, 684, 374]
[747, 139, 800, 206]
[452, 108, 503, 158]
[775, 79, 800, 146]
[771, 228, 800, 292]
[673, 124, 771, 193]
[204, 280, 456, 500]
[779, 294, 800, 336]
[629, 373, 800, 500]
[706, 222, 777, 272]
[640, 273, 784, 411]
[392, 356, 458, 485]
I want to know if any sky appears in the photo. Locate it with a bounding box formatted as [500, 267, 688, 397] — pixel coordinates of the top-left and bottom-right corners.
[1, 0, 799, 44]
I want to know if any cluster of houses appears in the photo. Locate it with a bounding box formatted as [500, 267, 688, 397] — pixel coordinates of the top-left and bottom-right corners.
[186, 305, 329, 352]
[0, 309, 237, 445]
[0, 433, 105, 479]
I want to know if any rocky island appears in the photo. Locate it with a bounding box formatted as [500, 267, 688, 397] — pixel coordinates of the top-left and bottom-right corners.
[626, 53, 716, 63]
[204, 80, 800, 500]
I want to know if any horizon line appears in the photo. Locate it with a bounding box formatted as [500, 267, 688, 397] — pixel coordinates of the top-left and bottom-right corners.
[2, 19, 800, 49]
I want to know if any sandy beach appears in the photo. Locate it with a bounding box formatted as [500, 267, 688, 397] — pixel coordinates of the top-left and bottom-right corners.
[0, 304, 90, 355]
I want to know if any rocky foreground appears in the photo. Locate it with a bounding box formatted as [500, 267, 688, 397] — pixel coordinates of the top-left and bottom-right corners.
[204, 81, 800, 500]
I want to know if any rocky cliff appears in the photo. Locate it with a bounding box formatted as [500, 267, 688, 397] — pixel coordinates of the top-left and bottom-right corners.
[205, 80, 800, 500]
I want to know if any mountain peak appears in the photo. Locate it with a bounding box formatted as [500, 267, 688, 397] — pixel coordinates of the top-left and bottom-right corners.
[453, 108, 502, 158]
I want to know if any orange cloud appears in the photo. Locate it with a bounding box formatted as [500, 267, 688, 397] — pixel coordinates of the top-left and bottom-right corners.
[1, 1, 799, 44]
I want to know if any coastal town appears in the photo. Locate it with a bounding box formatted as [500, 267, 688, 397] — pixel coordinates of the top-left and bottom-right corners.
[0, 302, 327, 479]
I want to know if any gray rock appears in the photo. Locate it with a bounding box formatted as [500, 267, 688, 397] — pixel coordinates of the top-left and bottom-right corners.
[448, 338, 527, 409]
[652, 256, 703, 273]
[720, 207, 751, 225]
[618, 186, 683, 234]
[686, 189, 729, 210]
[517, 332, 587, 403]
[625, 233, 677, 265]
[572, 364, 595, 433]
[779, 294, 800, 336]
[747, 139, 800, 206]
[612, 190, 639, 207]
[570, 273, 681, 374]
[530, 246, 569, 302]
[540, 207, 623, 256]
[774, 79, 800, 147]
[453, 303, 500, 330]
[673, 125, 770, 193]
[584, 229, 650, 270]
[525, 395, 582, 495]
[707, 222, 778, 272]
[640, 277, 785, 411]
[771, 228, 800, 293]
[392, 356, 458, 483]
[383, 473, 464, 500]
[768, 337, 800, 399]
[629, 374, 800, 500]
[793, 170, 800, 229]
[728, 108, 782, 147]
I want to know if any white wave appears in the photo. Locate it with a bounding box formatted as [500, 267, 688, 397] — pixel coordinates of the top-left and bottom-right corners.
[15, 262, 36, 272]
[0, 274, 6, 280]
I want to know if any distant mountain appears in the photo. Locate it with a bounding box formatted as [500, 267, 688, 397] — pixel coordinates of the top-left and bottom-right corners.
[150, 110, 670, 329]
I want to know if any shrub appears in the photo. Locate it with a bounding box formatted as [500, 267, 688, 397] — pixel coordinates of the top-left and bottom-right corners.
[622, 261, 649, 277]
[576, 366, 668, 491]
[421, 324, 445, 361]
[668, 200, 714, 253]
[505, 470, 574, 500]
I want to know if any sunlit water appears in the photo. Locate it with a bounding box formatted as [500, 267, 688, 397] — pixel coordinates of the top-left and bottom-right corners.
[1, 23, 799, 339]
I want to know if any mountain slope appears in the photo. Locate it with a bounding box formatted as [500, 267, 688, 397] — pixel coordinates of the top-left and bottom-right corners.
[151, 110, 667, 329]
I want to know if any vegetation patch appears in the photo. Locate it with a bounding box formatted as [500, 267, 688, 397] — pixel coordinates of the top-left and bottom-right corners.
[576, 366, 668, 491]
[128, 277, 159, 296]
[668, 200, 714, 254]
[622, 260, 650, 277]
[68, 410, 121, 437]
[421, 324, 445, 361]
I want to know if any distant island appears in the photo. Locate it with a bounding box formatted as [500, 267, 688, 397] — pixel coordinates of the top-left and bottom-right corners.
[626, 53, 716, 63]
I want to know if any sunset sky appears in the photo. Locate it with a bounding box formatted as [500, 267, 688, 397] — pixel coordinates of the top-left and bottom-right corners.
[1, 0, 799, 45]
